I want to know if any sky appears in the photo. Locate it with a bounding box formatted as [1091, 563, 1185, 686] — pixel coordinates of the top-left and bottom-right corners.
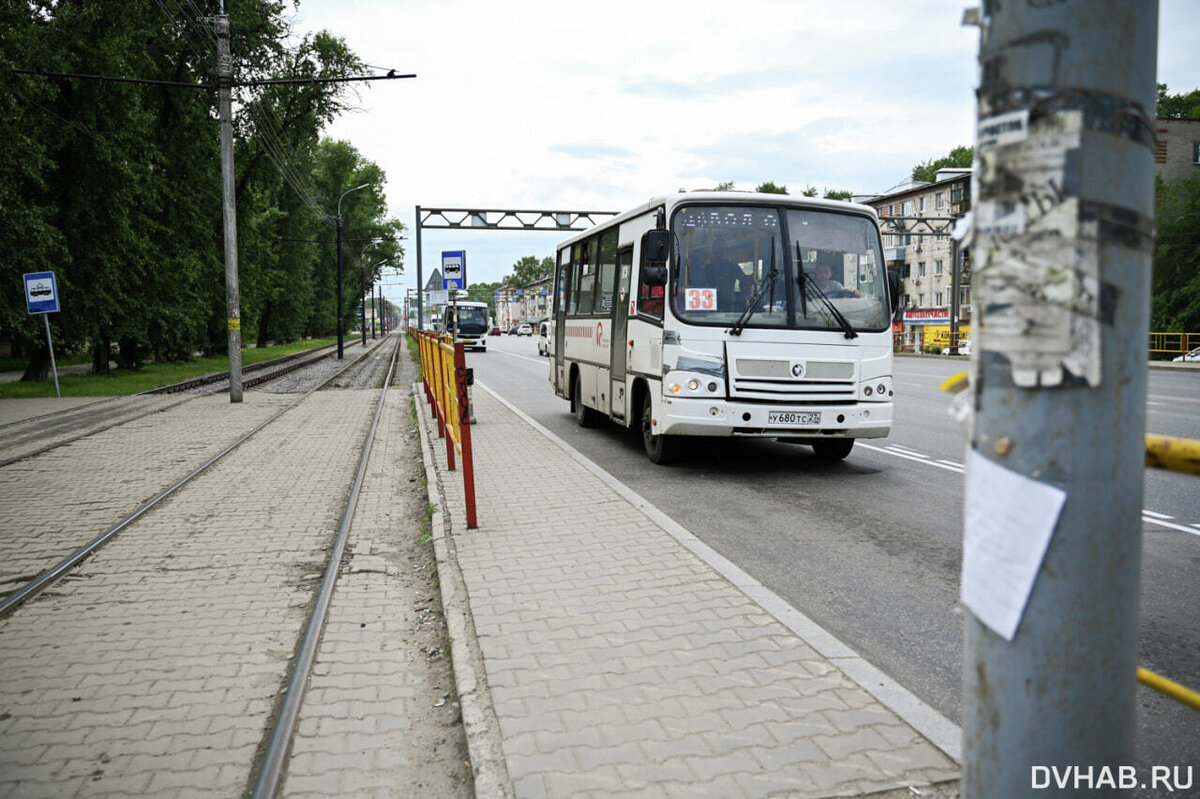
[286, 0, 1200, 312]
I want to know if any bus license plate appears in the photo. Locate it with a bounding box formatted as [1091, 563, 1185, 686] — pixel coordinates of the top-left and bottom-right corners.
[768, 410, 821, 426]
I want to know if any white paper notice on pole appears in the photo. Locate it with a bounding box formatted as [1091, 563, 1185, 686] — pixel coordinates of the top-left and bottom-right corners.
[961, 449, 1067, 641]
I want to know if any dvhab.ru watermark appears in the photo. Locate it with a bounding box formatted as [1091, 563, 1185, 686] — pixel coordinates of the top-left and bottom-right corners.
[1032, 765, 1193, 792]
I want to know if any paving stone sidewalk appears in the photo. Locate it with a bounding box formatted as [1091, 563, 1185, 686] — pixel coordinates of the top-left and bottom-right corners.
[419, 384, 961, 799]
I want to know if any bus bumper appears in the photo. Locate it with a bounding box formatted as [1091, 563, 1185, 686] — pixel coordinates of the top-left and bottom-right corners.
[657, 398, 892, 439]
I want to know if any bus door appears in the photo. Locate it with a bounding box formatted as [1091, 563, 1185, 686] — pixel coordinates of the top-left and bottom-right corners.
[552, 248, 571, 394]
[610, 245, 633, 420]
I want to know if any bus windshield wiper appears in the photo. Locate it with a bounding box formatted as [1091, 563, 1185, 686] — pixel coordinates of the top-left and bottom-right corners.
[728, 240, 777, 337]
[800, 272, 858, 339]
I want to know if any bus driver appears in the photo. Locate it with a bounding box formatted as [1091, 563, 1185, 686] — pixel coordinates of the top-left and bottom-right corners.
[691, 237, 745, 311]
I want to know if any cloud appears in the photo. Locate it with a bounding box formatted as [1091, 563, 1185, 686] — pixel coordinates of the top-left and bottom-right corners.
[622, 68, 805, 101]
[549, 143, 638, 161]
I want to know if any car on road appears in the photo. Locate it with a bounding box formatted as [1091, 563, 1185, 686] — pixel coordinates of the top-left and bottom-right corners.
[941, 341, 972, 356]
[1173, 346, 1200, 363]
[516, 323, 533, 336]
[537, 322, 550, 356]
[488, 326, 501, 336]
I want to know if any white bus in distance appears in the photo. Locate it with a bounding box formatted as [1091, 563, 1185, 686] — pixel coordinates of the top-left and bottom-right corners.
[442, 300, 490, 352]
[549, 192, 899, 464]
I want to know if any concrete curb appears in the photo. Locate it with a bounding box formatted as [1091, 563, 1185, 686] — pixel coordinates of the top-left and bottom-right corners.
[412, 386, 515, 799]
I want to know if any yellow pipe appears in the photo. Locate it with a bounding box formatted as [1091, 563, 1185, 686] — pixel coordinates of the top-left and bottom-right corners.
[1145, 434, 1200, 475]
[1138, 667, 1200, 711]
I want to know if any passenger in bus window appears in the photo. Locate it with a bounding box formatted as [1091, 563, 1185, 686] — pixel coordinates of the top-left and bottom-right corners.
[812, 262, 861, 298]
[695, 237, 745, 311]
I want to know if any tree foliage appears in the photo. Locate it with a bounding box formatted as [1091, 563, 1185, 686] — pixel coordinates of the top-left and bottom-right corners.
[1152, 174, 1200, 332]
[1157, 83, 1200, 119]
[0, 0, 403, 380]
[510, 255, 554, 286]
[912, 145, 973, 183]
[755, 181, 788, 194]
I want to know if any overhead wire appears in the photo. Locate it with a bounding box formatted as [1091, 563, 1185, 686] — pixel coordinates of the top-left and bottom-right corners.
[154, 0, 335, 226]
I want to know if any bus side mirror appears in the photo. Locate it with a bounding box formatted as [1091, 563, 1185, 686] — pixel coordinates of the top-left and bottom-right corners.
[640, 230, 670, 286]
[887, 270, 900, 314]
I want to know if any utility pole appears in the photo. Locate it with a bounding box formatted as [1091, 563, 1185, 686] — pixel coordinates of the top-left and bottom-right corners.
[415, 204, 424, 332]
[336, 183, 370, 358]
[216, 7, 242, 402]
[962, 3, 1157, 796]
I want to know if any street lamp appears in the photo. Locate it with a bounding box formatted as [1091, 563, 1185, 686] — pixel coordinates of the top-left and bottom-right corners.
[359, 241, 386, 347]
[336, 182, 370, 359]
[363, 258, 388, 342]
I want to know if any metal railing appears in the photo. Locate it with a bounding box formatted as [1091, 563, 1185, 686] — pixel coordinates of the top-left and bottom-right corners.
[413, 329, 477, 529]
[1148, 331, 1200, 360]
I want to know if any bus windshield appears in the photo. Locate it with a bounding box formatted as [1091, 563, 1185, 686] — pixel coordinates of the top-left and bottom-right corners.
[671, 204, 889, 333]
[448, 304, 489, 335]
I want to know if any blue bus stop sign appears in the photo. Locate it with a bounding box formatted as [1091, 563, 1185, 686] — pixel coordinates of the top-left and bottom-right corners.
[24, 272, 59, 314]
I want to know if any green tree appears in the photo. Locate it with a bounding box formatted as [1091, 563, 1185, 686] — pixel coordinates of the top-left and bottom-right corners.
[0, 1, 68, 373]
[801, 185, 819, 197]
[308, 140, 404, 341]
[1, 0, 401, 380]
[510, 255, 553, 285]
[1151, 174, 1200, 332]
[823, 189, 853, 201]
[755, 181, 788, 194]
[1156, 83, 1200, 119]
[912, 145, 974, 183]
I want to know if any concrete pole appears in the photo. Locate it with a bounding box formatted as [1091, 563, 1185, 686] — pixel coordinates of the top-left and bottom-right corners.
[336, 184, 369, 359]
[949, 237, 961, 354]
[336, 215, 344, 359]
[360, 258, 367, 347]
[963, 2, 1157, 795]
[216, 12, 242, 402]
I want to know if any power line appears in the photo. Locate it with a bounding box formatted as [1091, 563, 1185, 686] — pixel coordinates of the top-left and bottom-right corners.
[10, 67, 413, 91]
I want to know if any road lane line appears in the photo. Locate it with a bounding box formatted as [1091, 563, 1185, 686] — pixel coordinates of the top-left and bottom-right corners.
[858, 442, 964, 473]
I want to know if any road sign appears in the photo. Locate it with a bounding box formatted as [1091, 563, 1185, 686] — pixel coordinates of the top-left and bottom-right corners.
[442, 250, 465, 290]
[24, 271, 59, 314]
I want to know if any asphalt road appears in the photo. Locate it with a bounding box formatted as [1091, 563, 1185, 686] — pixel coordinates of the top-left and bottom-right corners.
[467, 333, 1199, 785]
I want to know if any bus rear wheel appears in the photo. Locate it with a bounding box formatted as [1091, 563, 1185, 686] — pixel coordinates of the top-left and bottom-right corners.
[572, 373, 597, 428]
[811, 438, 854, 461]
[641, 393, 680, 464]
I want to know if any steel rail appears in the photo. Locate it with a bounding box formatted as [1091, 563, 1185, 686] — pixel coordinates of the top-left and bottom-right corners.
[0, 338, 388, 617]
[0, 343, 355, 469]
[251, 337, 401, 798]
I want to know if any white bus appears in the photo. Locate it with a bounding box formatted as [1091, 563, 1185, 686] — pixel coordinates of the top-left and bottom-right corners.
[442, 300, 491, 351]
[549, 192, 899, 464]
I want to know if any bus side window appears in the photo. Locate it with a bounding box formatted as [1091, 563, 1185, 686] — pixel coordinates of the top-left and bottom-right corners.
[577, 238, 596, 314]
[597, 228, 618, 314]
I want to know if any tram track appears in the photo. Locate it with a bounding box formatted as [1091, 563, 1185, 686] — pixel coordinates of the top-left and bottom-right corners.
[0, 340, 371, 468]
[0, 333, 430, 797]
[0, 335, 396, 617]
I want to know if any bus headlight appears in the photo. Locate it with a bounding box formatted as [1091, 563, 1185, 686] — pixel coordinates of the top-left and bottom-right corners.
[665, 371, 721, 396]
[862, 378, 892, 400]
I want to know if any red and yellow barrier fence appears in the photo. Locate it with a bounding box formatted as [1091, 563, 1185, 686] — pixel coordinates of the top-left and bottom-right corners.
[413, 330, 477, 529]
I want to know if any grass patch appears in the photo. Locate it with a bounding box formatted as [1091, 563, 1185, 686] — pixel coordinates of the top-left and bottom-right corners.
[417, 501, 438, 545]
[0, 337, 338, 399]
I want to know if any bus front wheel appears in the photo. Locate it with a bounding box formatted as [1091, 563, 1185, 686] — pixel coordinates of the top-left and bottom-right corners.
[641, 393, 680, 464]
[811, 438, 854, 461]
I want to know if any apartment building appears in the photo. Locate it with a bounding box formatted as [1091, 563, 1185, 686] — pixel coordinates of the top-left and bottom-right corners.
[494, 278, 551, 330]
[1155, 117, 1200, 182]
[862, 168, 972, 352]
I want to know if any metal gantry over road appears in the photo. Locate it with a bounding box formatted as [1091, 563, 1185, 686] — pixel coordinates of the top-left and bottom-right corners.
[413, 206, 618, 330]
